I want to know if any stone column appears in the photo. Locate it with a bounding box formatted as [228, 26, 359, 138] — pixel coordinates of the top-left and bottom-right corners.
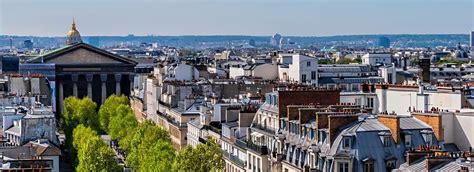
[71, 74, 79, 97]
[86, 74, 93, 98]
[129, 74, 134, 93]
[100, 74, 108, 103]
[58, 79, 64, 113]
[114, 74, 122, 96]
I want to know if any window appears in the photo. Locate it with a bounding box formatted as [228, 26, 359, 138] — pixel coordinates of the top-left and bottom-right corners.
[342, 137, 352, 149]
[311, 71, 317, 80]
[364, 162, 375, 172]
[307, 61, 311, 67]
[302, 74, 307, 83]
[424, 134, 432, 145]
[367, 98, 374, 108]
[338, 161, 349, 172]
[405, 135, 412, 147]
[383, 136, 391, 147]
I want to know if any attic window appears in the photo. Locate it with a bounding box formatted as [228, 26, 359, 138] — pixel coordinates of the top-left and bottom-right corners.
[383, 136, 391, 147]
[405, 134, 412, 147]
[342, 136, 352, 149]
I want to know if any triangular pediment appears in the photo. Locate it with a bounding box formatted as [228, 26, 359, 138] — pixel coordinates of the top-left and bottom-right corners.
[28, 43, 137, 65]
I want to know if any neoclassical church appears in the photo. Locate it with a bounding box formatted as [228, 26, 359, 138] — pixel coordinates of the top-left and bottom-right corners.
[22, 20, 137, 114]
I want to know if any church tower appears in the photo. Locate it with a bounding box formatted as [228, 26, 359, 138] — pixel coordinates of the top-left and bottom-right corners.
[66, 19, 82, 45]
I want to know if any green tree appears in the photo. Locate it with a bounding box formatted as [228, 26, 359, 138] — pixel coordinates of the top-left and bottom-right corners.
[99, 95, 130, 131]
[72, 125, 97, 150]
[108, 104, 138, 140]
[72, 125, 120, 172]
[138, 140, 175, 171]
[336, 57, 357, 64]
[173, 138, 224, 172]
[60, 97, 99, 164]
[76, 136, 121, 172]
[122, 120, 171, 169]
[318, 58, 334, 64]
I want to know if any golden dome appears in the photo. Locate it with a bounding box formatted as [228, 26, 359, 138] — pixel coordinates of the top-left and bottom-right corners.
[66, 19, 82, 45]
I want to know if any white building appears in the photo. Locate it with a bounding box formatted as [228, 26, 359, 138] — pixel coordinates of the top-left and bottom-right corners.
[376, 85, 464, 114]
[229, 63, 278, 80]
[278, 54, 318, 85]
[165, 61, 200, 81]
[362, 53, 392, 66]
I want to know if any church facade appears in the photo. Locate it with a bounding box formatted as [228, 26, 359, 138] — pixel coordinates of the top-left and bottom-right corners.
[21, 20, 137, 113]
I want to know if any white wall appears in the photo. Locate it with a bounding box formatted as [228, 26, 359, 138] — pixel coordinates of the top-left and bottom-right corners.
[287, 54, 318, 84]
[377, 88, 462, 115]
[362, 53, 392, 66]
[453, 112, 474, 150]
[229, 67, 245, 79]
[173, 62, 199, 81]
[253, 64, 278, 80]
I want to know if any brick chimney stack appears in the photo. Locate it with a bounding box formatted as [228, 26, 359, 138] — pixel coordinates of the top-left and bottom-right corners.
[378, 113, 401, 144]
[412, 113, 443, 141]
[328, 113, 359, 145]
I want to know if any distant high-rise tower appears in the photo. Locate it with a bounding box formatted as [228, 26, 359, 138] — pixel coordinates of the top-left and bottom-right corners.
[270, 33, 282, 48]
[248, 39, 256, 47]
[66, 19, 83, 45]
[470, 31, 474, 48]
[377, 36, 390, 48]
[23, 40, 33, 50]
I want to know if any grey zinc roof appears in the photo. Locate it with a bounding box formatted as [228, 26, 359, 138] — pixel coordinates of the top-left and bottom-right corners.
[399, 117, 432, 130]
[434, 161, 472, 172]
[5, 126, 21, 136]
[397, 159, 427, 172]
[357, 118, 390, 132]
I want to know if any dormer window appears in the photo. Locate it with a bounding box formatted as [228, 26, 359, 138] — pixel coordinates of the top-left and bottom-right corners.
[342, 136, 352, 149]
[383, 136, 391, 147]
[424, 133, 432, 145]
[421, 130, 434, 145]
[379, 132, 392, 147]
[405, 134, 412, 147]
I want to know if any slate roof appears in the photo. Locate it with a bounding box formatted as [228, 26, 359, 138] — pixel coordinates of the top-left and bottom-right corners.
[399, 117, 432, 130]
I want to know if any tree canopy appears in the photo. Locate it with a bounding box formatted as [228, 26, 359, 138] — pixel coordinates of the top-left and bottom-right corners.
[73, 125, 121, 172]
[173, 138, 224, 172]
[60, 96, 99, 165]
[99, 95, 130, 131]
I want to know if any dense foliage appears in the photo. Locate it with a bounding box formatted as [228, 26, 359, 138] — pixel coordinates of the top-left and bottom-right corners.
[60, 97, 99, 165]
[99, 95, 130, 131]
[60, 95, 224, 171]
[73, 125, 120, 172]
[173, 138, 224, 172]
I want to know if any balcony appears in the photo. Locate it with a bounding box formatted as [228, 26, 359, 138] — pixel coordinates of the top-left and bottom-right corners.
[221, 150, 246, 168]
[252, 124, 276, 135]
[235, 139, 247, 149]
[156, 110, 185, 128]
[247, 142, 268, 155]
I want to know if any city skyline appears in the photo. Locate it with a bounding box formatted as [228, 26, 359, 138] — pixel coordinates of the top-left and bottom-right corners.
[1, 0, 473, 37]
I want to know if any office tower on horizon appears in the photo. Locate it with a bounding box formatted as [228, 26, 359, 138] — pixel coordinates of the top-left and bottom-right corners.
[470, 31, 474, 48]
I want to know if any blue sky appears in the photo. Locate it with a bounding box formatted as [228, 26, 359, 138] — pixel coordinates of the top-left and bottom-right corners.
[0, 0, 473, 36]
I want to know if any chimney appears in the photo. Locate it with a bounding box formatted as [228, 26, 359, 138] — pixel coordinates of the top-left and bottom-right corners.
[378, 114, 401, 144]
[426, 152, 454, 171]
[412, 113, 443, 141]
[328, 113, 358, 145]
[287, 105, 314, 129]
[299, 108, 320, 125]
[406, 151, 428, 165]
[377, 84, 389, 113]
[315, 112, 330, 142]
